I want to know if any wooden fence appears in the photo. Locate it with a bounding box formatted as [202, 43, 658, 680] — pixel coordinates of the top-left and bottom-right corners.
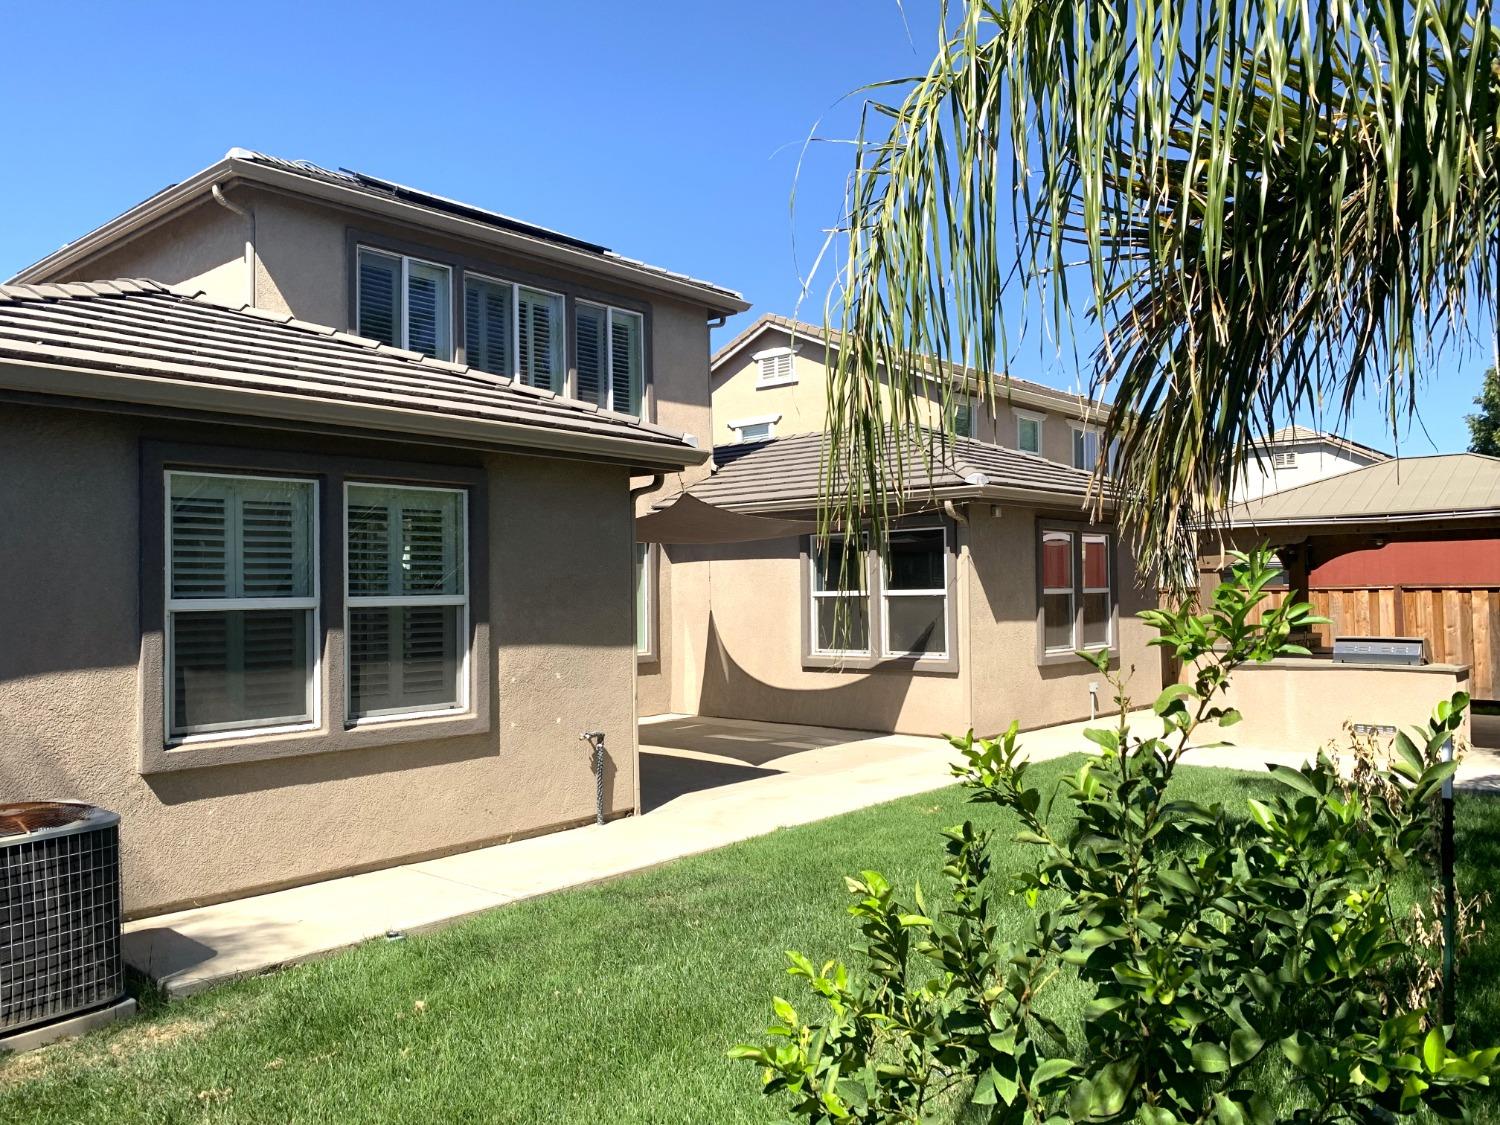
[1247, 586, 1500, 699]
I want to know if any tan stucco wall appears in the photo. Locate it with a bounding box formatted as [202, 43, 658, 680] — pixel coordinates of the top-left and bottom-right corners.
[966, 506, 1163, 737]
[687, 538, 971, 735]
[676, 504, 1161, 738]
[710, 328, 1085, 465]
[62, 196, 251, 303]
[0, 403, 640, 916]
[1211, 659, 1471, 758]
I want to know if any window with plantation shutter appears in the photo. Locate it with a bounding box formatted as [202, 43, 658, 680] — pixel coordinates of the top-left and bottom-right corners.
[356, 247, 452, 359]
[575, 302, 606, 405]
[462, 275, 564, 391]
[345, 483, 467, 721]
[518, 286, 564, 392]
[575, 301, 644, 416]
[166, 472, 317, 739]
[463, 276, 512, 377]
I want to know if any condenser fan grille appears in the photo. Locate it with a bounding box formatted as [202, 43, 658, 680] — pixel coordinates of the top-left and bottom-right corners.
[0, 804, 124, 1034]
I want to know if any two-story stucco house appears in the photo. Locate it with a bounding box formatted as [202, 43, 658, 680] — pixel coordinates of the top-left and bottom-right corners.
[1, 150, 746, 915]
[635, 314, 1162, 737]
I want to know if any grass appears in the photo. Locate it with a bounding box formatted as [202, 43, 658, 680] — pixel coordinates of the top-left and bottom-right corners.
[3, 757, 1500, 1123]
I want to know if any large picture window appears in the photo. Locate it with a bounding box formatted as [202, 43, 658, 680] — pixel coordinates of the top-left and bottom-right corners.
[166, 472, 318, 739]
[356, 248, 453, 360]
[1039, 525, 1116, 659]
[805, 524, 954, 667]
[345, 484, 468, 722]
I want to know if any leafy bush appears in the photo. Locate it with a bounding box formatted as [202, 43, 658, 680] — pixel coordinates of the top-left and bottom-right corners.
[733, 549, 1493, 1123]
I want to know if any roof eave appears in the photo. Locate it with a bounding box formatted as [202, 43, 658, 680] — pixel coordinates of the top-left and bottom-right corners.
[1222, 507, 1500, 531]
[11, 158, 751, 317]
[704, 482, 1105, 516]
[0, 358, 708, 472]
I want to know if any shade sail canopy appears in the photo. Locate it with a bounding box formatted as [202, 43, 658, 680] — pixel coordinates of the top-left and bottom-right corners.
[636, 493, 819, 544]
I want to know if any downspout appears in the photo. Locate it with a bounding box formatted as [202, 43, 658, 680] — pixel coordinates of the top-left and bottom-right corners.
[210, 185, 256, 307]
[625, 472, 664, 820]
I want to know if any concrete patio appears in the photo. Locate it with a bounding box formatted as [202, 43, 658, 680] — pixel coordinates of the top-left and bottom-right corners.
[123, 712, 1500, 996]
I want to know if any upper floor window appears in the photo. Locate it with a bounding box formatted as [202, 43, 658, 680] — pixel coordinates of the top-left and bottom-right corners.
[1071, 423, 1101, 470]
[1016, 411, 1044, 454]
[356, 248, 453, 360]
[755, 347, 796, 387]
[947, 396, 975, 439]
[730, 414, 780, 443]
[463, 274, 565, 392]
[577, 302, 644, 417]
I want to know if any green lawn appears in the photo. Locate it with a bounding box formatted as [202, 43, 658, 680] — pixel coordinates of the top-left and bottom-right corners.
[4, 757, 1500, 1124]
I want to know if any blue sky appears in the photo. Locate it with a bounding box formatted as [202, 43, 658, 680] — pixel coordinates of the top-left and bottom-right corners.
[0, 0, 1486, 455]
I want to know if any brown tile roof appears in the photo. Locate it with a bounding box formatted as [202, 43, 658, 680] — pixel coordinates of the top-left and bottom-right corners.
[1226, 453, 1500, 527]
[712, 313, 1110, 417]
[682, 430, 1100, 512]
[0, 279, 704, 468]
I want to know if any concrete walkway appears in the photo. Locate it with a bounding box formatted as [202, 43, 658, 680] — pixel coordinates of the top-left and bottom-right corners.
[123, 712, 1500, 996]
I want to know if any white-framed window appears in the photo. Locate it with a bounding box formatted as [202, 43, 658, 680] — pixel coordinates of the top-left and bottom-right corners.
[165, 471, 319, 741]
[1040, 529, 1076, 655]
[1016, 410, 1044, 454]
[881, 527, 949, 658]
[356, 247, 453, 360]
[1040, 526, 1115, 656]
[462, 273, 565, 392]
[754, 347, 797, 387]
[577, 301, 645, 416]
[729, 414, 781, 443]
[946, 396, 975, 439]
[810, 534, 870, 656]
[1071, 423, 1101, 470]
[1080, 534, 1112, 649]
[345, 483, 468, 723]
[635, 542, 655, 657]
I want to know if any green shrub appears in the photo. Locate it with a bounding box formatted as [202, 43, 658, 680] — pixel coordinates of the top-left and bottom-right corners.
[733, 548, 1493, 1123]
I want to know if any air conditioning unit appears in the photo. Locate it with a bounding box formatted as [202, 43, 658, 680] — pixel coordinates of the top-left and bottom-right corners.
[1, 802, 125, 1037]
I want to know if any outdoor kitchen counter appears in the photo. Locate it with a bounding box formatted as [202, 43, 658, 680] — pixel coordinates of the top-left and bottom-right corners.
[1204, 656, 1471, 759]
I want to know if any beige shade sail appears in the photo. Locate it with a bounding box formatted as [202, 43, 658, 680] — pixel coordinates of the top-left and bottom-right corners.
[635, 493, 819, 544]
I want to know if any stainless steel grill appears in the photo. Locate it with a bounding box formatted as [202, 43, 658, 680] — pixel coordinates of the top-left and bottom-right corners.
[1332, 636, 1427, 666]
[0, 803, 124, 1035]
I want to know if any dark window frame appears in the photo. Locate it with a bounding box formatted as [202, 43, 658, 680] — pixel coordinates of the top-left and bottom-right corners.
[343, 228, 655, 421]
[139, 439, 490, 775]
[799, 517, 960, 674]
[1035, 518, 1120, 667]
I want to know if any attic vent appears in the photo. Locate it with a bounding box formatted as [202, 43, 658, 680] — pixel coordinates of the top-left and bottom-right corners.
[755, 349, 795, 386]
[1272, 451, 1297, 468]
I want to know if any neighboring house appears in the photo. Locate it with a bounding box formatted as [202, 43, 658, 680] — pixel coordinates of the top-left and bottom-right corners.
[709, 314, 1113, 471]
[1, 151, 745, 915]
[645, 430, 1162, 736]
[1233, 425, 1389, 501]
